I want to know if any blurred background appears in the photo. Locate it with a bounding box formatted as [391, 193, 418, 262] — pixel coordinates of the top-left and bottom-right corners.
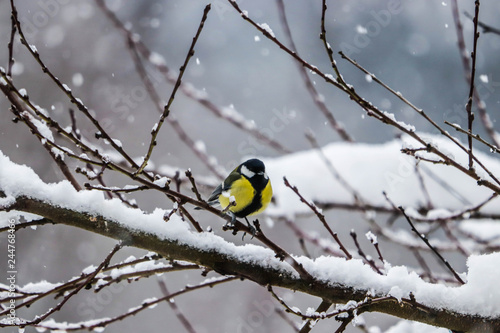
[1, 0, 500, 332]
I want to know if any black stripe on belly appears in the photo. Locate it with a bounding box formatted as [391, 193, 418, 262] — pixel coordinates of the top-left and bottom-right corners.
[233, 190, 262, 218]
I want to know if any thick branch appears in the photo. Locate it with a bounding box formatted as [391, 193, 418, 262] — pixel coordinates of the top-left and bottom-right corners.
[5, 194, 500, 332]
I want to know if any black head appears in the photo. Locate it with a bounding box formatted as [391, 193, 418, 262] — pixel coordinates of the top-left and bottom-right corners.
[239, 158, 266, 178]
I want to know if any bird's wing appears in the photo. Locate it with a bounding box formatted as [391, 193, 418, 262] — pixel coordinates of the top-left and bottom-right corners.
[207, 183, 223, 203]
[207, 171, 241, 203]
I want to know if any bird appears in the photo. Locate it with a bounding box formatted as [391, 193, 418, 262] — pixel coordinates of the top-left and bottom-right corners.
[204, 158, 272, 234]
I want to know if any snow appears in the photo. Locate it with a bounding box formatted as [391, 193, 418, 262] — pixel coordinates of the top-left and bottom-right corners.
[356, 25, 368, 34]
[297, 252, 500, 317]
[153, 176, 170, 187]
[149, 52, 166, 66]
[17, 280, 62, 293]
[61, 84, 71, 94]
[382, 111, 415, 132]
[194, 140, 206, 153]
[11, 62, 24, 75]
[72, 73, 84, 87]
[109, 260, 168, 279]
[258, 23, 275, 37]
[38, 318, 110, 331]
[365, 231, 377, 244]
[460, 220, 500, 242]
[386, 320, 447, 332]
[220, 104, 256, 130]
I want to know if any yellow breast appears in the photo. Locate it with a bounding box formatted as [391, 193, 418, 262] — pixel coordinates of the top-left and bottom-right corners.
[218, 177, 254, 213]
[218, 177, 273, 216]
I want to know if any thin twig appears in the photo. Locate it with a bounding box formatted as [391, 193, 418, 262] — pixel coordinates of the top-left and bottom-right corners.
[399, 207, 465, 285]
[136, 4, 212, 175]
[229, 0, 500, 195]
[284, 177, 352, 259]
[9, 105, 82, 191]
[283, 218, 346, 258]
[94, 0, 290, 155]
[299, 299, 334, 333]
[7, 11, 16, 76]
[339, 51, 500, 191]
[411, 248, 436, 283]
[350, 231, 383, 275]
[275, 308, 300, 332]
[445, 121, 499, 154]
[334, 313, 354, 333]
[33, 276, 237, 331]
[27, 242, 123, 325]
[185, 169, 204, 201]
[465, 11, 500, 35]
[157, 278, 197, 333]
[452, 0, 500, 148]
[9, 0, 138, 171]
[414, 161, 434, 212]
[276, 0, 353, 142]
[464, 0, 480, 170]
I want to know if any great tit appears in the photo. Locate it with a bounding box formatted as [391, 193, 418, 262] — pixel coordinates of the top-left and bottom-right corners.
[205, 158, 272, 229]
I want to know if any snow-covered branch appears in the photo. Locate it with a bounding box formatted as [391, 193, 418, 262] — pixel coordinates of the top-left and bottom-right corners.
[1, 152, 500, 332]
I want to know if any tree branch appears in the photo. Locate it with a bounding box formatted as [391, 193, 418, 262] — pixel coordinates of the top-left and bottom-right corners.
[3, 192, 499, 332]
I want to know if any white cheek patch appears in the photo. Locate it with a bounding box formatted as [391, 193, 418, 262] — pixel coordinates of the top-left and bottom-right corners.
[241, 165, 255, 178]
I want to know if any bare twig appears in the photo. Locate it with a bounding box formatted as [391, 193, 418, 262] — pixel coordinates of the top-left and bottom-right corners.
[299, 299, 334, 333]
[465, 11, 500, 35]
[284, 177, 352, 259]
[350, 231, 383, 275]
[414, 162, 434, 212]
[452, 0, 500, 148]
[334, 313, 354, 333]
[411, 248, 437, 283]
[283, 218, 346, 258]
[229, 0, 500, 195]
[33, 276, 237, 331]
[445, 121, 499, 154]
[7, 11, 16, 76]
[8, 104, 82, 191]
[276, 0, 353, 142]
[136, 4, 212, 175]
[9, 0, 138, 170]
[27, 242, 123, 325]
[185, 169, 204, 201]
[94, 0, 290, 155]
[399, 207, 465, 285]
[365, 231, 385, 265]
[157, 278, 197, 333]
[339, 51, 500, 192]
[464, 0, 481, 170]
[275, 308, 300, 332]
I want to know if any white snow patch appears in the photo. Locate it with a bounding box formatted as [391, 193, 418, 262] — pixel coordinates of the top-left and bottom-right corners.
[258, 23, 275, 37]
